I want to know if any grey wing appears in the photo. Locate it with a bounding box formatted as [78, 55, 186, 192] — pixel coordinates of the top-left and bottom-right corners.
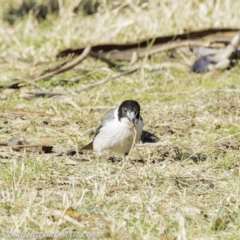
[95, 108, 116, 136]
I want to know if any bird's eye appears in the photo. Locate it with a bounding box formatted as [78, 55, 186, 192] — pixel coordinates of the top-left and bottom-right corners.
[123, 109, 127, 113]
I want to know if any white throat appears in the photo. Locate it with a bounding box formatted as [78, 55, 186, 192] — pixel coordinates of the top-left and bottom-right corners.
[115, 107, 132, 124]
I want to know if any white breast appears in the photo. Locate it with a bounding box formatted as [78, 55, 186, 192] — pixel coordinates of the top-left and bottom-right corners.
[93, 108, 143, 155]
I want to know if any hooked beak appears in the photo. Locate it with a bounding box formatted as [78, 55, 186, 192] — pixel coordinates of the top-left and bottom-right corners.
[128, 111, 136, 124]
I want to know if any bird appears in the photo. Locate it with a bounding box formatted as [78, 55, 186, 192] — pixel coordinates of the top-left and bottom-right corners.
[82, 100, 143, 160]
[190, 33, 240, 73]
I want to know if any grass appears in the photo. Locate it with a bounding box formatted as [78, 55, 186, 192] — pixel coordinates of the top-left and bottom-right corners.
[1, 0, 240, 239]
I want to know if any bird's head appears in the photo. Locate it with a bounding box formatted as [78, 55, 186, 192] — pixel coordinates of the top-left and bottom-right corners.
[118, 100, 141, 124]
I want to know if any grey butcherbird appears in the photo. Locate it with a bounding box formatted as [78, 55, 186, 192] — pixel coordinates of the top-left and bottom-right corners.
[82, 100, 143, 160]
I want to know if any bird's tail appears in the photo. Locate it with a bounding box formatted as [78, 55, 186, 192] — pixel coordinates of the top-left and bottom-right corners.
[81, 141, 93, 150]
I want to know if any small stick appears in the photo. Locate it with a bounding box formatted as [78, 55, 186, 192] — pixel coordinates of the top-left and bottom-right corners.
[75, 68, 139, 93]
[139, 40, 211, 58]
[0, 46, 91, 89]
[2, 140, 56, 149]
[25, 45, 91, 83]
[36, 54, 73, 77]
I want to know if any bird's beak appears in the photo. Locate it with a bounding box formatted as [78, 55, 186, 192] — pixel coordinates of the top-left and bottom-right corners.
[128, 111, 136, 124]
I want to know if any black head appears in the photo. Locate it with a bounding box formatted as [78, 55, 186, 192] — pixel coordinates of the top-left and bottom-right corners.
[118, 100, 141, 124]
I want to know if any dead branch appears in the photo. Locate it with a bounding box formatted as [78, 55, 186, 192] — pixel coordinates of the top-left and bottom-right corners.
[139, 40, 211, 58]
[0, 45, 91, 89]
[75, 68, 139, 93]
[25, 90, 65, 98]
[0, 140, 56, 149]
[120, 62, 188, 72]
[89, 50, 121, 69]
[56, 27, 240, 60]
[37, 54, 74, 77]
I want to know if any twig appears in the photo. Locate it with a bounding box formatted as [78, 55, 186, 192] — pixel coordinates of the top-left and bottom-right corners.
[0, 46, 91, 89]
[89, 50, 121, 69]
[147, 88, 240, 95]
[139, 40, 211, 57]
[75, 68, 139, 93]
[200, 89, 240, 93]
[23, 45, 91, 83]
[26, 90, 65, 98]
[1, 140, 56, 149]
[37, 54, 74, 77]
[120, 62, 188, 72]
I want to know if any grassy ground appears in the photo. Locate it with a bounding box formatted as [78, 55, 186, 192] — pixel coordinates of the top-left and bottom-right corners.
[1, 0, 240, 239]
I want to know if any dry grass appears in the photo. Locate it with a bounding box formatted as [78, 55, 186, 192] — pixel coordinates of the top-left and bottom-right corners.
[1, 0, 240, 239]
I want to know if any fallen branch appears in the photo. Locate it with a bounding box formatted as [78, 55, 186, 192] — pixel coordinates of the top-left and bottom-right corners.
[75, 68, 139, 93]
[56, 27, 240, 60]
[0, 45, 91, 89]
[89, 50, 121, 69]
[33, 45, 91, 79]
[36, 54, 74, 77]
[139, 40, 211, 58]
[25, 90, 65, 98]
[120, 62, 188, 72]
[0, 140, 55, 149]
